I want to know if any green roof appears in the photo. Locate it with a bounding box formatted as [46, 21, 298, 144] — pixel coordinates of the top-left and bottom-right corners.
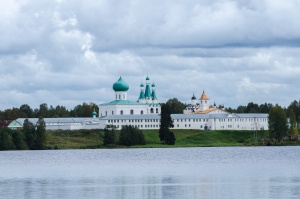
[113, 76, 129, 92]
[100, 100, 143, 106]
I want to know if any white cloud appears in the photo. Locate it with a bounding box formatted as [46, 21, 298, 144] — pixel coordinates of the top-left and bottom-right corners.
[1, 0, 300, 110]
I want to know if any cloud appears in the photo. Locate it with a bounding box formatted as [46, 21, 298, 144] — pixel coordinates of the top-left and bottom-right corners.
[1, 0, 300, 110]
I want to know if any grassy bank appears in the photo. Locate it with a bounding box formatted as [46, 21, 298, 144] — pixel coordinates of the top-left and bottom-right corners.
[46, 129, 273, 149]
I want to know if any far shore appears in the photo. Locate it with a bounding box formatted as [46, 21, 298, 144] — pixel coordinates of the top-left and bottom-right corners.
[46, 129, 300, 149]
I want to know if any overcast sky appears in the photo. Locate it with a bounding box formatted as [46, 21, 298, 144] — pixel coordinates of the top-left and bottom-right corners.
[1, 0, 300, 110]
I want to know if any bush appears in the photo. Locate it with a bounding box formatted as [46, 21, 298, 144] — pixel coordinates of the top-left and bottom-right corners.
[103, 125, 116, 146]
[119, 125, 145, 146]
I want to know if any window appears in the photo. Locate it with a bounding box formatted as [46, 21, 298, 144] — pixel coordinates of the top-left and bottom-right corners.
[177, 124, 179, 127]
[141, 110, 143, 115]
[105, 111, 107, 116]
[130, 110, 134, 115]
[120, 110, 123, 115]
[150, 108, 154, 113]
[156, 108, 158, 113]
[112, 111, 114, 115]
[119, 94, 121, 99]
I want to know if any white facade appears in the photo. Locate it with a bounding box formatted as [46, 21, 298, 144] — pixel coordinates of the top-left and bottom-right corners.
[99, 76, 161, 117]
[13, 76, 269, 131]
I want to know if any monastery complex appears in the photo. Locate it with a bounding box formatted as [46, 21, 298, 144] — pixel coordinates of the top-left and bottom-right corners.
[8, 76, 268, 131]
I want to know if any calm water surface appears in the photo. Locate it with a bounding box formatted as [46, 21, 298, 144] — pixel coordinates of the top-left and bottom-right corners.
[0, 147, 300, 199]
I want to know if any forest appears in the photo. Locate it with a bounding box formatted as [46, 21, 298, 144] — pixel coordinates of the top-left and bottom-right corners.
[0, 99, 300, 124]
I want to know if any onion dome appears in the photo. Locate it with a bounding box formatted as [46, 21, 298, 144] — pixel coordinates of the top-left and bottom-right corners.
[146, 76, 150, 81]
[140, 83, 144, 87]
[200, 91, 209, 100]
[151, 83, 155, 87]
[191, 93, 196, 100]
[113, 76, 129, 91]
[92, 111, 97, 116]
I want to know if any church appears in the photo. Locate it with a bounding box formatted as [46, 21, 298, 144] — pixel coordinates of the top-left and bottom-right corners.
[98, 75, 161, 116]
[12, 75, 269, 131]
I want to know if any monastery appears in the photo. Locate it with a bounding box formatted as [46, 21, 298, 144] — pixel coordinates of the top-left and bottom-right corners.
[9, 75, 268, 131]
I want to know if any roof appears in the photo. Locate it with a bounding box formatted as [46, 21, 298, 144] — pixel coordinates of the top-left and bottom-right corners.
[113, 76, 129, 92]
[195, 107, 227, 114]
[145, 84, 151, 98]
[191, 94, 196, 100]
[0, 120, 13, 127]
[101, 114, 160, 120]
[100, 100, 144, 106]
[139, 90, 145, 99]
[200, 91, 209, 100]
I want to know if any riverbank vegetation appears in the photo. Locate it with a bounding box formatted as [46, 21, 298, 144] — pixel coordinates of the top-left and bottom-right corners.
[44, 129, 299, 149]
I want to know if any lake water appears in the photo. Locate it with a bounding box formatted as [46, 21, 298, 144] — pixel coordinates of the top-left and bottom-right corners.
[0, 147, 300, 199]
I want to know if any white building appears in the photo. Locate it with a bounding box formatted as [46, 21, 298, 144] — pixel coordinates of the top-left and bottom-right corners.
[99, 76, 161, 116]
[12, 75, 269, 131]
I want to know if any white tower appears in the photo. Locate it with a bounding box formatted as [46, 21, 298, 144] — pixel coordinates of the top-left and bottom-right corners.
[199, 91, 209, 111]
[191, 93, 197, 106]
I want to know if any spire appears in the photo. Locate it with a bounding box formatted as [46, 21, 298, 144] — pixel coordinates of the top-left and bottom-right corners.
[145, 75, 151, 100]
[200, 90, 209, 100]
[138, 82, 145, 101]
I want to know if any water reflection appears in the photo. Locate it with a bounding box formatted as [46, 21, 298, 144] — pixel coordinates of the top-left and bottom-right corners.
[1, 147, 300, 199]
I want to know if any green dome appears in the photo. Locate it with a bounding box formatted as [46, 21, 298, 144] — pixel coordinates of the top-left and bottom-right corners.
[113, 76, 129, 91]
[146, 76, 150, 81]
[140, 83, 144, 87]
[92, 111, 97, 116]
[151, 83, 155, 87]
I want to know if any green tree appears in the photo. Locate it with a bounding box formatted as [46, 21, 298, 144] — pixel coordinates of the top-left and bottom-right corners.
[12, 130, 28, 150]
[38, 103, 49, 118]
[20, 104, 34, 118]
[119, 125, 145, 146]
[0, 128, 16, 150]
[268, 105, 288, 144]
[159, 104, 175, 145]
[103, 125, 116, 146]
[165, 98, 186, 114]
[35, 118, 47, 150]
[288, 109, 298, 139]
[246, 102, 259, 113]
[23, 119, 36, 149]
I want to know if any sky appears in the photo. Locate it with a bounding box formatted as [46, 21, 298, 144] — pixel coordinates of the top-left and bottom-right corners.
[1, 0, 300, 110]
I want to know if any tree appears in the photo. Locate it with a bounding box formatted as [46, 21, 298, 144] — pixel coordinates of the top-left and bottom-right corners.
[0, 128, 15, 150]
[38, 103, 49, 118]
[159, 104, 176, 145]
[23, 118, 36, 149]
[103, 125, 116, 146]
[12, 130, 28, 150]
[246, 102, 259, 113]
[288, 109, 298, 139]
[165, 98, 186, 114]
[119, 125, 145, 146]
[35, 118, 47, 150]
[268, 105, 288, 144]
[20, 104, 34, 118]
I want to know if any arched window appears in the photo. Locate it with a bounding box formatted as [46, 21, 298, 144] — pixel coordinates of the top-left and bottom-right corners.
[120, 110, 123, 115]
[112, 111, 114, 115]
[156, 108, 158, 113]
[150, 108, 154, 113]
[141, 110, 143, 115]
[130, 110, 134, 115]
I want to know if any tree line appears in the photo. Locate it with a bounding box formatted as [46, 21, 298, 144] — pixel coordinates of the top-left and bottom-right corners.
[0, 118, 46, 150]
[0, 102, 99, 121]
